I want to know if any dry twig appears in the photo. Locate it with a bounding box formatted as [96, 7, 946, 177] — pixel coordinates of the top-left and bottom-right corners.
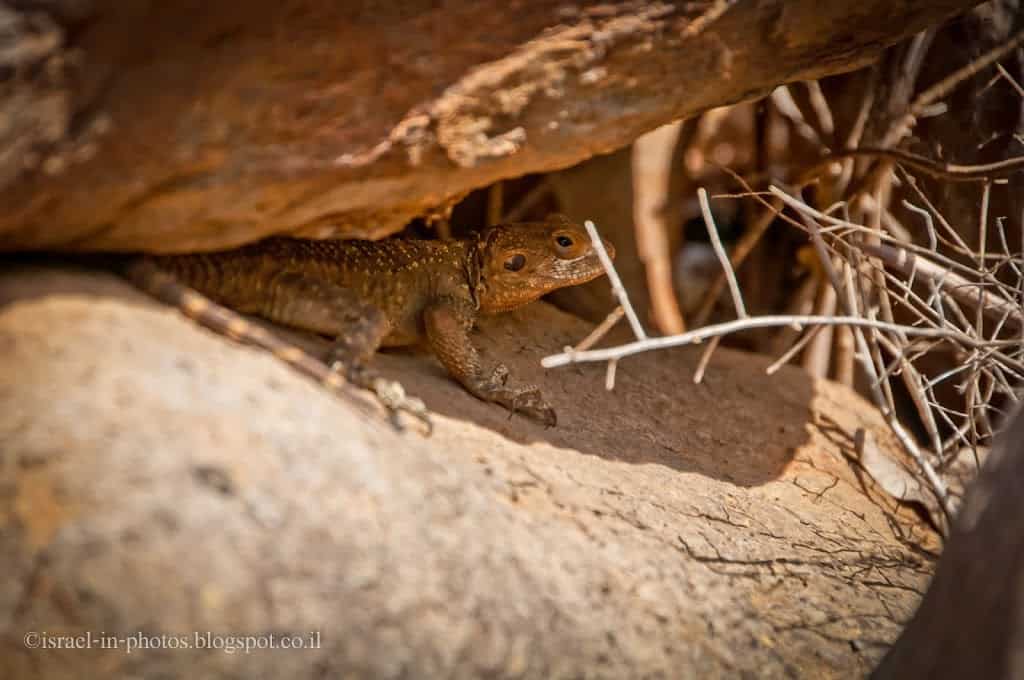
[556, 38, 1024, 528]
[683, 0, 736, 38]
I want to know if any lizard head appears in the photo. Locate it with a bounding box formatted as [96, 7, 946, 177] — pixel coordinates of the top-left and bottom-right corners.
[475, 214, 615, 314]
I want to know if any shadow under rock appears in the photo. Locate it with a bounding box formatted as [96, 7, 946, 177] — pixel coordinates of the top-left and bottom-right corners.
[373, 303, 815, 488]
[2, 265, 815, 487]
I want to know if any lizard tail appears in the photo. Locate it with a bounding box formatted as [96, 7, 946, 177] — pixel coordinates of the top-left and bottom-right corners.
[123, 258, 351, 394]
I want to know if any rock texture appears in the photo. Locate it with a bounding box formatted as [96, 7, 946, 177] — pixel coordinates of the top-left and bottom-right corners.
[0, 0, 981, 253]
[1, 267, 937, 678]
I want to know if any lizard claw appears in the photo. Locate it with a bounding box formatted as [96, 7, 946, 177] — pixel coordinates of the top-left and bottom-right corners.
[473, 369, 557, 427]
[510, 387, 557, 428]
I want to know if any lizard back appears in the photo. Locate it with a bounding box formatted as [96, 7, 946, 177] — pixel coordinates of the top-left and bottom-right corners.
[148, 236, 477, 346]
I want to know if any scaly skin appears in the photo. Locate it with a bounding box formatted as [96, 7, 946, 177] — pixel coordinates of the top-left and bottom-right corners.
[134, 215, 615, 426]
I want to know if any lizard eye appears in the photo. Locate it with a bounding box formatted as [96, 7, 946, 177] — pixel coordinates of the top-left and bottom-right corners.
[555, 235, 574, 248]
[504, 254, 526, 271]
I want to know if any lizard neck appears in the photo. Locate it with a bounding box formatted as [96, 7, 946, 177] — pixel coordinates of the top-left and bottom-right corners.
[465, 232, 487, 312]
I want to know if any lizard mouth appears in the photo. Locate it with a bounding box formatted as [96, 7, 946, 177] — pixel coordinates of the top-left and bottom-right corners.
[602, 239, 616, 261]
[559, 246, 614, 286]
[580, 237, 615, 282]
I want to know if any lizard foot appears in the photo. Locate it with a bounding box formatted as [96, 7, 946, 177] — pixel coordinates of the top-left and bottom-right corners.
[508, 386, 557, 428]
[331, 360, 433, 434]
[472, 368, 557, 427]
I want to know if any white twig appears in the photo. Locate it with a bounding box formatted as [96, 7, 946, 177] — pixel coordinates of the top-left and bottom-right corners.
[553, 141, 1021, 526]
[585, 220, 647, 340]
[693, 336, 721, 384]
[803, 193, 954, 518]
[605, 359, 618, 391]
[570, 306, 625, 353]
[902, 199, 937, 251]
[542, 315, 986, 368]
[699, 187, 747, 318]
[858, 242, 1023, 328]
[775, 184, 1016, 290]
[767, 325, 824, 375]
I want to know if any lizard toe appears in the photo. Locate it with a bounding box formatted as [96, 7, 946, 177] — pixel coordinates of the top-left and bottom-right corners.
[510, 389, 557, 427]
[371, 377, 433, 435]
[489, 363, 511, 386]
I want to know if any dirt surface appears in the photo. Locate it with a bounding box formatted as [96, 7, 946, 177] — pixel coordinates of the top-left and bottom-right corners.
[0, 267, 937, 678]
[0, 0, 979, 253]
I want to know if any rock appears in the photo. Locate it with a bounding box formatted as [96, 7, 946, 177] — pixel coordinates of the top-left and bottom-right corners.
[1, 267, 936, 678]
[0, 0, 979, 253]
[872, 403, 1024, 680]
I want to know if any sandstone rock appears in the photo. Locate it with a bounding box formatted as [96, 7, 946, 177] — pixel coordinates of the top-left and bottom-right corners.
[1, 267, 936, 678]
[0, 0, 979, 253]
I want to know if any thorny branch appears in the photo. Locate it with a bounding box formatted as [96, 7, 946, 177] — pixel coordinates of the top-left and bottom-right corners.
[546, 28, 1024, 528]
[551, 186, 1020, 522]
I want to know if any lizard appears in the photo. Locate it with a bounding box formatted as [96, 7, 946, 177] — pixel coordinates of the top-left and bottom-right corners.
[125, 214, 615, 429]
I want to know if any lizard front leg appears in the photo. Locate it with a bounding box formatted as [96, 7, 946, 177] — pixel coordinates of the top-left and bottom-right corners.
[423, 297, 557, 426]
[260, 271, 429, 429]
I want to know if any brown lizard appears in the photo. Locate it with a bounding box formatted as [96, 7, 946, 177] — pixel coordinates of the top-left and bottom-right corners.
[126, 214, 614, 428]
